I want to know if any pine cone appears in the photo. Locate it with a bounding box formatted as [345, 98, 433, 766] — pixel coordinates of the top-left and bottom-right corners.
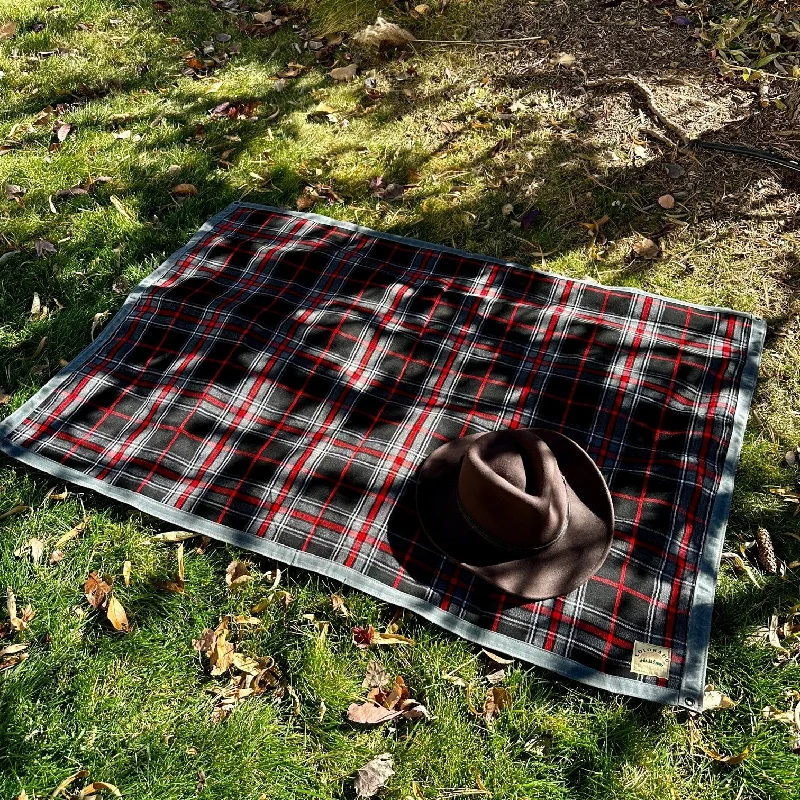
[755, 527, 779, 575]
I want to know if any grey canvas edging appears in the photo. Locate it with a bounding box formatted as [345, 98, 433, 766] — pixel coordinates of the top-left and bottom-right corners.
[678, 317, 766, 708]
[0, 201, 766, 709]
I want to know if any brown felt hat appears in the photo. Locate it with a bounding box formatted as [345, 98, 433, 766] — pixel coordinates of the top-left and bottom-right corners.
[415, 428, 615, 601]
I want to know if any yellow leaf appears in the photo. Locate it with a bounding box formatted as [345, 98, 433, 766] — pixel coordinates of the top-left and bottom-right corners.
[106, 596, 129, 632]
[77, 781, 122, 797]
[702, 744, 750, 766]
[152, 530, 197, 542]
[0, 504, 29, 521]
[122, 560, 131, 586]
[371, 631, 414, 646]
[225, 560, 252, 590]
[177, 542, 185, 582]
[331, 593, 349, 617]
[703, 686, 735, 712]
[54, 516, 89, 549]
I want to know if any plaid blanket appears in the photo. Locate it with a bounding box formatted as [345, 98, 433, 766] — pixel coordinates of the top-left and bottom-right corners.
[0, 203, 764, 708]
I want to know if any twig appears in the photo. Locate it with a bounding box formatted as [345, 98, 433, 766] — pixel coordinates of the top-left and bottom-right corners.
[585, 76, 690, 143]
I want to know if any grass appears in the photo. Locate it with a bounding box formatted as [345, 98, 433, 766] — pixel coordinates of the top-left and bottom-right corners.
[2, 0, 800, 798]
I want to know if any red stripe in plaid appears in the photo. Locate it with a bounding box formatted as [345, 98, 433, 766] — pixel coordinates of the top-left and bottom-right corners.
[2, 204, 763, 704]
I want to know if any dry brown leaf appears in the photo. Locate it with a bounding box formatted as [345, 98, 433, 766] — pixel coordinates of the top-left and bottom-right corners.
[286, 682, 301, 715]
[483, 685, 512, 723]
[6, 586, 34, 632]
[657, 194, 675, 209]
[171, 183, 198, 196]
[347, 701, 402, 725]
[35, 239, 57, 258]
[122, 560, 131, 587]
[84, 572, 112, 609]
[702, 744, 750, 766]
[362, 659, 389, 689]
[353, 18, 415, 48]
[45, 487, 70, 501]
[0, 504, 29, 520]
[353, 752, 394, 798]
[331, 593, 349, 617]
[481, 648, 514, 665]
[225, 560, 252, 590]
[49, 770, 89, 799]
[14, 537, 45, 564]
[329, 63, 358, 81]
[15, 789, 28, 800]
[54, 516, 89, 549]
[106, 595, 129, 631]
[632, 237, 661, 260]
[0, 642, 28, 657]
[0, 388, 11, 405]
[0, 21, 16, 40]
[76, 781, 122, 797]
[49, 549, 65, 565]
[209, 629, 235, 675]
[703, 686, 735, 712]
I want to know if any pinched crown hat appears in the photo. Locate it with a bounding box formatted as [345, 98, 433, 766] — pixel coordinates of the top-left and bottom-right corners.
[415, 428, 615, 600]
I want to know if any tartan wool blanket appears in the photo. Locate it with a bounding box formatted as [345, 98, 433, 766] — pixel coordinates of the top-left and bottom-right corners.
[0, 203, 764, 708]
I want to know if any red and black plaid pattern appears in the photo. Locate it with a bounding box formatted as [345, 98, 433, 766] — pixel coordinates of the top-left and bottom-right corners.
[0, 204, 763, 706]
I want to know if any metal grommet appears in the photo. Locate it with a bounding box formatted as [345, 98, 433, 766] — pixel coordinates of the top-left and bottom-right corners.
[685, 697, 695, 706]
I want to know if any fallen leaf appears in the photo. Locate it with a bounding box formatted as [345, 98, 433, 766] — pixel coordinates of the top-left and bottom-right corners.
[91, 311, 109, 341]
[373, 630, 414, 646]
[15, 538, 44, 564]
[551, 52, 576, 67]
[353, 753, 394, 798]
[0, 504, 28, 520]
[0, 643, 28, 657]
[171, 183, 198, 196]
[54, 123, 72, 143]
[486, 668, 505, 684]
[0, 388, 11, 405]
[4, 183, 25, 203]
[253, 11, 273, 23]
[0, 21, 16, 40]
[657, 194, 675, 209]
[703, 686, 735, 712]
[35, 239, 57, 257]
[49, 550, 64, 564]
[353, 18, 415, 48]
[331, 593, 349, 617]
[631, 237, 661, 260]
[122, 560, 131, 586]
[481, 648, 515, 665]
[347, 701, 402, 725]
[48, 770, 89, 799]
[209, 629, 235, 675]
[84, 571, 112, 609]
[225, 560, 251, 590]
[362, 659, 389, 689]
[76, 781, 121, 798]
[152, 530, 197, 542]
[55, 187, 88, 199]
[329, 63, 358, 81]
[54, 516, 88, 549]
[353, 625, 375, 648]
[702, 744, 750, 766]
[483, 685, 512, 723]
[153, 0, 172, 10]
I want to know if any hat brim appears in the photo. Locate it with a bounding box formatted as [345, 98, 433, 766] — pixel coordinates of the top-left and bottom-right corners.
[415, 429, 615, 601]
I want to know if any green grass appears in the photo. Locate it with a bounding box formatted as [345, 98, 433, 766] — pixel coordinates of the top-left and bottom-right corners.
[2, 1, 800, 798]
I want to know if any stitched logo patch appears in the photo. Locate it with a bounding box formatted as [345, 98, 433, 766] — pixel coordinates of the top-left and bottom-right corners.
[631, 641, 671, 678]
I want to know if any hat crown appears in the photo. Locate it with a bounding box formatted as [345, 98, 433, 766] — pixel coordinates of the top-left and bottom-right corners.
[456, 431, 569, 553]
